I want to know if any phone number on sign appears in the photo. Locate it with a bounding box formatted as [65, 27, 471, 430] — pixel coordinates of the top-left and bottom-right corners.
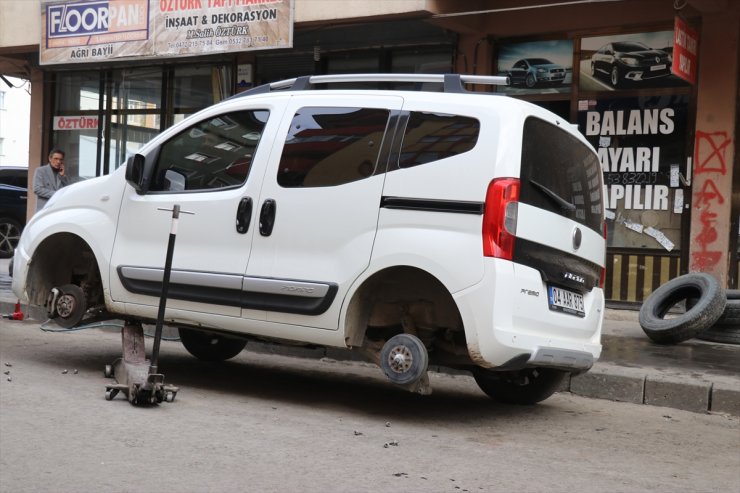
[604, 172, 662, 185]
[169, 39, 213, 49]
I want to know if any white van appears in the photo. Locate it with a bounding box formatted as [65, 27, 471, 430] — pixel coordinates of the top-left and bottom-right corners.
[13, 74, 606, 404]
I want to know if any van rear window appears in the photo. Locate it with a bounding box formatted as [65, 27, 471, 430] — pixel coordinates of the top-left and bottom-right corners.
[519, 117, 603, 233]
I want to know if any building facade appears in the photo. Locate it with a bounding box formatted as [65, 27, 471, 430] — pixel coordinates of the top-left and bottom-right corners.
[0, 76, 31, 166]
[0, 0, 738, 303]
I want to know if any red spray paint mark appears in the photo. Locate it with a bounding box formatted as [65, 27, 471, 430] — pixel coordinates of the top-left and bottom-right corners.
[694, 131, 730, 174]
[691, 131, 730, 271]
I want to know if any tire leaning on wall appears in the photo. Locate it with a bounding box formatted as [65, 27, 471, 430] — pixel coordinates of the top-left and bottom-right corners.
[639, 273, 727, 344]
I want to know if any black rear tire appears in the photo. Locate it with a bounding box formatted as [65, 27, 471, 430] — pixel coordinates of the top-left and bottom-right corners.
[178, 327, 247, 361]
[639, 273, 726, 344]
[472, 367, 566, 405]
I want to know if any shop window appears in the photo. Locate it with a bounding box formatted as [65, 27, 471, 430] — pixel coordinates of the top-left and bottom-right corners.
[55, 71, 102, 112]
[577, 95, 690, 252]
[277, 107, 390, 188]
[173, 64, 233, 111]
[391, 48, 452, 74]
[52, 63, 237, 179]
[151, 110, 268, 192]
[398, 112, 479, 168]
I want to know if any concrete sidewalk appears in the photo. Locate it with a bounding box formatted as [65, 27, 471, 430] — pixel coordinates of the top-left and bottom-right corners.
[1, 259, 738, 416]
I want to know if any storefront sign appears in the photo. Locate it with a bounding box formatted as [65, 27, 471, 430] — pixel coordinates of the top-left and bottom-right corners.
[40, 0, 294, 65]
[672, 16, 699, 84]
[53, 115, 99, 130]
[578, 96, 690, 251]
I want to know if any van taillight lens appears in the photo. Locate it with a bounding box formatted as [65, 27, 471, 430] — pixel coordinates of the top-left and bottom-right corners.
[483, 178, 520, 260]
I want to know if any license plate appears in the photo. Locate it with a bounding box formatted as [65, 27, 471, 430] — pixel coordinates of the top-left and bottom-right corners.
[651, 64, 666, 71]
[548, 285, 585, 317]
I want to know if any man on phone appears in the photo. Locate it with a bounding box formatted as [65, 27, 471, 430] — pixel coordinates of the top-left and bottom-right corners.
[33, 148, 71, 212]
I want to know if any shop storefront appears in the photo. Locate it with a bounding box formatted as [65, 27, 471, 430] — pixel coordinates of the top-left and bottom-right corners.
[487, 29, 698, 303]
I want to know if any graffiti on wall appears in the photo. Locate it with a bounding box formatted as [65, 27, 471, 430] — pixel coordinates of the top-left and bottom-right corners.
[692, 130, 731, 270]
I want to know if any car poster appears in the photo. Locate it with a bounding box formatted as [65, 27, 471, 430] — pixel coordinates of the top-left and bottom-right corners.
[496, 40, 573, 95]
[580, 31, 689, 92]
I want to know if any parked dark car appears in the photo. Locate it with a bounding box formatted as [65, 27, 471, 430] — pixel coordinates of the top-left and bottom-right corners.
[506, 58, 567, 88]
[0, 166, 29, 259]
[0, 165, 29, 189]
[0, 184, 27, 258]
[590, 41, 672, 87]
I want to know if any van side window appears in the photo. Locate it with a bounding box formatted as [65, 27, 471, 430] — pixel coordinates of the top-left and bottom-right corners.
[151, 110, 269, 192]
[277, 107, 390, 188]
[398, 112, 479, 168]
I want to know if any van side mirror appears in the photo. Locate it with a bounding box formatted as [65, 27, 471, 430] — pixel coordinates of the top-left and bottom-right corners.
[125, 153, 153, 195]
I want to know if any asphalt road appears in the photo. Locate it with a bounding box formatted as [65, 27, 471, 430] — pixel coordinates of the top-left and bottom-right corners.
[1, 319, 739, 493]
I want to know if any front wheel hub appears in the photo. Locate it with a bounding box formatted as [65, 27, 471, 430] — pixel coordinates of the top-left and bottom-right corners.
[389, 347, 413, 373]
[56, 293, 78, 318]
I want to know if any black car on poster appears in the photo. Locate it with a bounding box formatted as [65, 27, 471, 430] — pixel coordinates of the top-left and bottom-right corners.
[590, 41, 672, 87]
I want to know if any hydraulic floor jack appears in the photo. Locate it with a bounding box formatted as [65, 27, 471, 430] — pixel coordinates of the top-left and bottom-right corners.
[104, 323, 179, 404]
[103, 205, 191, 406]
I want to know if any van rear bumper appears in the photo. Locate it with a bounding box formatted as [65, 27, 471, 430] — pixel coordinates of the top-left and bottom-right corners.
[453, 258, 603, 370]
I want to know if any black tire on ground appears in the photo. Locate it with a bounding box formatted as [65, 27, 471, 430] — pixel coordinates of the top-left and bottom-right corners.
[178, 327, 247, 361]
[714, 298, 740, 327]
[472, 367, 566, 405]
[726, 289, 740, 300]
[0, 217, 22, 259]
[696, 299, 740, 344]
[640, 273, 726, 344]
[696, 325, 740, 344]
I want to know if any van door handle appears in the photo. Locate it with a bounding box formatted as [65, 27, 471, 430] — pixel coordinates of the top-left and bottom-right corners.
[236, 197, 252, 234]
[259, 199, 276, 236]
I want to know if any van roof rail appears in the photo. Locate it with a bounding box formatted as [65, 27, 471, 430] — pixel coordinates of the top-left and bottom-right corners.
[234, 73, 510, 98]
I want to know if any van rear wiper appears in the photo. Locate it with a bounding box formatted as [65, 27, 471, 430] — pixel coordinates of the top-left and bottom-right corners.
[530, 179, 576, 212]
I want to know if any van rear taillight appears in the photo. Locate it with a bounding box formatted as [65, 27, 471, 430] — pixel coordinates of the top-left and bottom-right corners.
[483, 178, 520, 260]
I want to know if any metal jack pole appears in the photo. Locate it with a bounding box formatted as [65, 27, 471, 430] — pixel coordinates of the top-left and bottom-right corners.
[150, 204, 188, 374]
[104, 204, 193, 405]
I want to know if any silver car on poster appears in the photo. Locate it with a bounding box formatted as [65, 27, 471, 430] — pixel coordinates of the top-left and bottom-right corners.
[506, 58, 567, 88]
[590, 41, 672, 88]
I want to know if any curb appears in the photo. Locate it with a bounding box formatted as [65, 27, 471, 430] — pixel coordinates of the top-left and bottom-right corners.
[244, 339, 740, 416]
[2, 300, 739, 416]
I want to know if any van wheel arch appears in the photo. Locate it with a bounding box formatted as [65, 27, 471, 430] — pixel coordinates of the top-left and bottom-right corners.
[26, 233, 104, 312]
[344, 266, 465, 355]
